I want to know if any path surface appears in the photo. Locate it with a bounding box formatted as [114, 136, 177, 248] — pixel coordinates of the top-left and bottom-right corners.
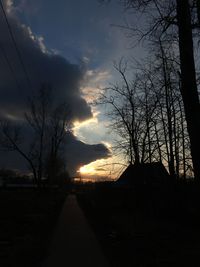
[42, 194, 109, 267]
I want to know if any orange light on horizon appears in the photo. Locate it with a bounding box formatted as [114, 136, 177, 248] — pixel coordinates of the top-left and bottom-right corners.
[79, 165, 95, 175]
[78, 156, 124, 181]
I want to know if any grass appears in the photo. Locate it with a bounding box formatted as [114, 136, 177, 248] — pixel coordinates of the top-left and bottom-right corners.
[0, 187, 68, 267]
[77, 182, 200, 267]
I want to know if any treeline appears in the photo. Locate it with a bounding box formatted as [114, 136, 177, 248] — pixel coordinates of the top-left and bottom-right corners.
[99, 0, 200, 180]
[99, 50, 191, 179]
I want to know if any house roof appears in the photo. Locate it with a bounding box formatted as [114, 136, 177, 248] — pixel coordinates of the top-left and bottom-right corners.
[117, 162, 170, 185]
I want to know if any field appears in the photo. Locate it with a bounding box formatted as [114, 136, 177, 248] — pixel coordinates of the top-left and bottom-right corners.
[77, 182, 200, 267]
[0, 187, 67, 267]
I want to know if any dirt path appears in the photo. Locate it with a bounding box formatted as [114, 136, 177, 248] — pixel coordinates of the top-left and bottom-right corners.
[42, 194, 109, 267]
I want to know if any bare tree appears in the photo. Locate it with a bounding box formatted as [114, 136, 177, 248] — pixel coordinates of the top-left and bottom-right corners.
[101, 0, 200, 180]
[0, 84, 70, 187]
[0, 120, 38, 183]
[97, 59, 158, 165]
[97, 60, 141, 163]
[97, 52, 193, 178]
[176, 0, 200, 181]
[24, 85, 51, 186]
[46, 103, 70, 184]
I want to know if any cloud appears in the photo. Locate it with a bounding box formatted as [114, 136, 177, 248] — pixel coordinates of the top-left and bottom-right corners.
[2, 0, 13, 13]
[0, 0, 111, 174]
[0, 131, 111, 176]
[0, 0, 92, 122]
[64, 132, 111, 176]
[78, 156, 124, 181]
[80, 69, 111, 104]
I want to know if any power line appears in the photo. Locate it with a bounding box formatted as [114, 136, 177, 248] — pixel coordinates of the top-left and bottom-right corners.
[0, 0, 32, 89]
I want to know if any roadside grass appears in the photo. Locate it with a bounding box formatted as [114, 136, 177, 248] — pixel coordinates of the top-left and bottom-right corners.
[0, 187, 67, 267]
[77, 182, 200, 267]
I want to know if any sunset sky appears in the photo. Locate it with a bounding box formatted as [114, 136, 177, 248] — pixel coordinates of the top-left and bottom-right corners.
[0, 0, 144, 180]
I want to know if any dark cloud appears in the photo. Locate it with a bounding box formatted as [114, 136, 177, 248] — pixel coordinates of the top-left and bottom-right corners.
[0, 0, 111, 174]
[11, 0, 126, 69]
[0, 132, 111, 176]
[64, 132, 111, 176]
[0, 0, 92, 122]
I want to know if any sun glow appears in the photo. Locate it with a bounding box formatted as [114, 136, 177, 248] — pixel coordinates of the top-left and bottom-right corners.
[78, 156, 121, 180]
[79, 165, 95, 174]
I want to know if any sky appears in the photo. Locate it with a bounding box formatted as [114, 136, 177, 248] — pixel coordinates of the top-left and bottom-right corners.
[0, 0, 143, 180]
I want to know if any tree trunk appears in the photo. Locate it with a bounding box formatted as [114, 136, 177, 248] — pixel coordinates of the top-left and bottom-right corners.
[176, 0, 200, 180]
[160, 41, 176, 178]
[154, 122, 162, 162]
[179, 97, 187, 179]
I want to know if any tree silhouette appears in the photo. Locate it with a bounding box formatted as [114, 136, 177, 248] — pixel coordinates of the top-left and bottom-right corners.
[101, 0, 200, 179]
[97, 55, 192, 178]
[0, 84, 70, 187]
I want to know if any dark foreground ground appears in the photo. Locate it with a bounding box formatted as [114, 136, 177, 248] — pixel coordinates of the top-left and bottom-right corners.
[0, 187, 67, 267]
[77, 182, 200, 267]
[1, 182, 200, 267]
